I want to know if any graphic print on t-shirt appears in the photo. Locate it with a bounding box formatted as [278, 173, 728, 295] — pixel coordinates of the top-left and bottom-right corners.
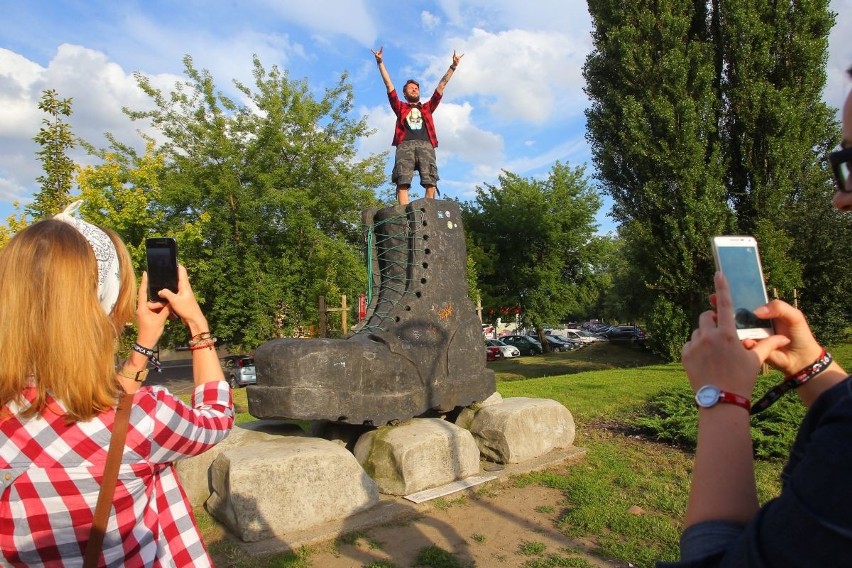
[406, 108, 423, 130]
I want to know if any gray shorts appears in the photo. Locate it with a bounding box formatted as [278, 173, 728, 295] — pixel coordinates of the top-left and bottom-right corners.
[392, 140, 439, 188]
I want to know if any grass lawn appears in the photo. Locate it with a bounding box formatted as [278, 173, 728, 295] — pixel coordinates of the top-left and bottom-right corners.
[196, 340, 852, 567]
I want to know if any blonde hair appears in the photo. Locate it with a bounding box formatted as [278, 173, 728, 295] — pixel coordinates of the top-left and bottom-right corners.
[0, 220, 135, 421]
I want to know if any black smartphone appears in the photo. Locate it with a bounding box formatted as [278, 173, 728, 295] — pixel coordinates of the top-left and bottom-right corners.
[145, 237, 178, 301]
[711, 235, 773, 339]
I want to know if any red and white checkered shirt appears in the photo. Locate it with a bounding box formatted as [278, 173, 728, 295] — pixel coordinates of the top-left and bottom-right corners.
[0, 381, 234, 567]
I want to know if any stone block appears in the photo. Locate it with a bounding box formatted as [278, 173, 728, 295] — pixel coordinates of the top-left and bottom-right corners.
[469, 397, 575, 464]
[205, 436, 379, 542]
[455, 391, 503, 430]
[174, 423, 302, 507]
[353, 418, 480, 496]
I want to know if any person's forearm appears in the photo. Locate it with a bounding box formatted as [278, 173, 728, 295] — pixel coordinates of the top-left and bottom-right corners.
[685, 406, 759, 527]
[797, 361, 848, 407]
[377, 61, 393, 92]
[436, 63, 456, 94]
[185, 317, 225, 386]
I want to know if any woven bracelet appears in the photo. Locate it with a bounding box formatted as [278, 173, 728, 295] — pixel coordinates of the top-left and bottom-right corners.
[189, 338, 217, 351]
[751, 349, 833, 415]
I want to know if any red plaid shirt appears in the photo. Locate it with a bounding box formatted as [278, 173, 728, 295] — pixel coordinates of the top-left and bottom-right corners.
[388, 88, 442, 148]
[0, 382, 233, 567]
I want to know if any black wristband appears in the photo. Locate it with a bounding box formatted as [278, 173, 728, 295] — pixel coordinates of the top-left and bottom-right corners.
[132, 343, 161, 370]
[751, 349, 832, 414]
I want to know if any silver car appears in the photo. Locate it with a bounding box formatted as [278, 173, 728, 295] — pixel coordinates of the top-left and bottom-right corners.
[485, 339, 521, 358]
[221, 355, 256, 388]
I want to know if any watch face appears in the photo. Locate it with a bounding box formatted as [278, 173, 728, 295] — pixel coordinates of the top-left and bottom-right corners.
[695, 385, 721, 407]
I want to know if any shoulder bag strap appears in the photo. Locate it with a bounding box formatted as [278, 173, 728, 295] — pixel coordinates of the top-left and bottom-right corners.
[83, 392, 132, 568]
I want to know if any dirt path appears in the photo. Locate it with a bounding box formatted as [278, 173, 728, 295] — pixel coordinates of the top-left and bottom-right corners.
[304, 482, 627, 568]
[215, 453, 631, 568]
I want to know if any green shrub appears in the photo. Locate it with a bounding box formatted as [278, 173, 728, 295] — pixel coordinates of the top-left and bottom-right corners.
[627, 372, 806, 460]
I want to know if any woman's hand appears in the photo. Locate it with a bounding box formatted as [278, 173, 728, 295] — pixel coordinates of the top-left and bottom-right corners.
[136, 271, 170, 348]
[154, 265, 209, 336]
[745, 299, 823, 377]
[682, 272, 789, 397]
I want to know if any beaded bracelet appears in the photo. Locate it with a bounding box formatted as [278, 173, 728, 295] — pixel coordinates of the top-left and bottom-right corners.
[132, 343, 161, 370]
[189, 338, 217, 351]
[751, 348, 833, 414]
[188, 332, 214, 348]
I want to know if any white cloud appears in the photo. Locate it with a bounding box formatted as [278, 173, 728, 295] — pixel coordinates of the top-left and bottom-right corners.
[825, 0, 852, 115]
[0, 44, 179, 207]
[425, 27, 590, 124]
[259, 0, 378, 46]
[433, 101, 504, 164]
[421, 11, 441, 31]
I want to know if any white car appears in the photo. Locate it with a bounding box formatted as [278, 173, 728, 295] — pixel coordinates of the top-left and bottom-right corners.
[559, 329, 607, 344]
[485, 338, 521, 358]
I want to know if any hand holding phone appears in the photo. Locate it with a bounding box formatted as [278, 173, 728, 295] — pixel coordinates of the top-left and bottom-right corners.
[145, 237, 178, 302]
[711, 236, 773, 339]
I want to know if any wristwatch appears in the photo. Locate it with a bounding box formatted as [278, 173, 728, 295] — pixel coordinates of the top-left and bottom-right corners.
[117, 366, 149, 383]
[694, 385, 751, 411]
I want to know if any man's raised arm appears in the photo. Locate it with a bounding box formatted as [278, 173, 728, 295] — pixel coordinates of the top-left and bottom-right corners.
[372, 46, 394, 93]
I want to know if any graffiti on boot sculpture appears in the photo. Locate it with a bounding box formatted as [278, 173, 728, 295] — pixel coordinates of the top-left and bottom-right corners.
[247, 198, 496, 426]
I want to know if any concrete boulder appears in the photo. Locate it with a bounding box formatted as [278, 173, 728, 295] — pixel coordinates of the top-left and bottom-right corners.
[205, 436, 379, 542]
[174, 422, 303, 507]
[455, 391, 503, 430]
[354, 418, 480, 496]
[468, 397, 575, 464]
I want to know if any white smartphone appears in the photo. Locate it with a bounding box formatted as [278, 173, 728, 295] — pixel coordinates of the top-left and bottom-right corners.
[711, 236, 773, 339]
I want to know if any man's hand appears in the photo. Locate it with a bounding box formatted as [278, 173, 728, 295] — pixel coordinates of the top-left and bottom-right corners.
[452, 50, 464, 67]
[372, 46, 384, 64]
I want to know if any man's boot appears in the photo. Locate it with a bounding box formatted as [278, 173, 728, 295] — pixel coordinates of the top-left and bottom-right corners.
[247, 198, 496, 425]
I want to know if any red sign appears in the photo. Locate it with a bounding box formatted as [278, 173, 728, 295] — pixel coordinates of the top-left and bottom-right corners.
[358, 294, 367, 321]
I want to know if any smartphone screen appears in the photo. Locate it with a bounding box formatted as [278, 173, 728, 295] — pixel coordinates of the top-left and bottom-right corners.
[711, 236, 773, 339]
[145, 237, 178, 301]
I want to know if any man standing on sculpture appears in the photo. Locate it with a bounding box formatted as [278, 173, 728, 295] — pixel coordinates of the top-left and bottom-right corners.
[372, 46, 463, 205]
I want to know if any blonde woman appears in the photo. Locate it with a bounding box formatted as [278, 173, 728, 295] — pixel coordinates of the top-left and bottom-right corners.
[0, 207, 233, 566]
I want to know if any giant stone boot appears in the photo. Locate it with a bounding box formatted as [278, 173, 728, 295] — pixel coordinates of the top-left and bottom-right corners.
[247, 198, 496, 425]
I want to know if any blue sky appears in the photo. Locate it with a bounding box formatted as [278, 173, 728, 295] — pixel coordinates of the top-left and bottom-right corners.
[2, 1, 851, 234]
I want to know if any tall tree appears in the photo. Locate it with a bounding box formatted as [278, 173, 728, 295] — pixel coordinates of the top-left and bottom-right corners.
[585, 0, 730, 359]
[719, 0, 846, 340]
[29, 89, 76, 219]
[91, 55, 385, 349]
[463, 162, 603, 346]
[585, 0, 841, 359]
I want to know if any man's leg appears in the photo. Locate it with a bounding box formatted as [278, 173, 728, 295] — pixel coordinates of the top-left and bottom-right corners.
[415, 141, 439, 200]
[392, 143, 415, 205]
[397, 186, 410, 205]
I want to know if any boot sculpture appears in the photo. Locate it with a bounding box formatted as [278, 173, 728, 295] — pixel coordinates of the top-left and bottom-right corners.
[247, 198, 496, 425]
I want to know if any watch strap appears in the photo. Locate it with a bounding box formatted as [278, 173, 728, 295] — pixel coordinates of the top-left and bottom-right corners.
[695, 385, 751, 411]
[716, 390, 751, 411]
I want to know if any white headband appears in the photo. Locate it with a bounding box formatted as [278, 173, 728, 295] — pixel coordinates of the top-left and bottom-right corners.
[54, 201, 121, 315]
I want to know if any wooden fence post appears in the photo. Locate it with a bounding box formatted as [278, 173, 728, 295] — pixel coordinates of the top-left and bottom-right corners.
[318, 294, 351, 337]
[318, 296, 328, 338]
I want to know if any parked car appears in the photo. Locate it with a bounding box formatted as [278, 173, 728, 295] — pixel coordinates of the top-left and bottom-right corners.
[221, 355, 257, 388]
[485, 344, 505, 362]
[582, 321, 612, 334]
[500, 335, 544, 356]
[561, 329, 606, 344]
[486, 338, 521, 358]
[604, 325, 647, 344]
[538, 334, 577, 352]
